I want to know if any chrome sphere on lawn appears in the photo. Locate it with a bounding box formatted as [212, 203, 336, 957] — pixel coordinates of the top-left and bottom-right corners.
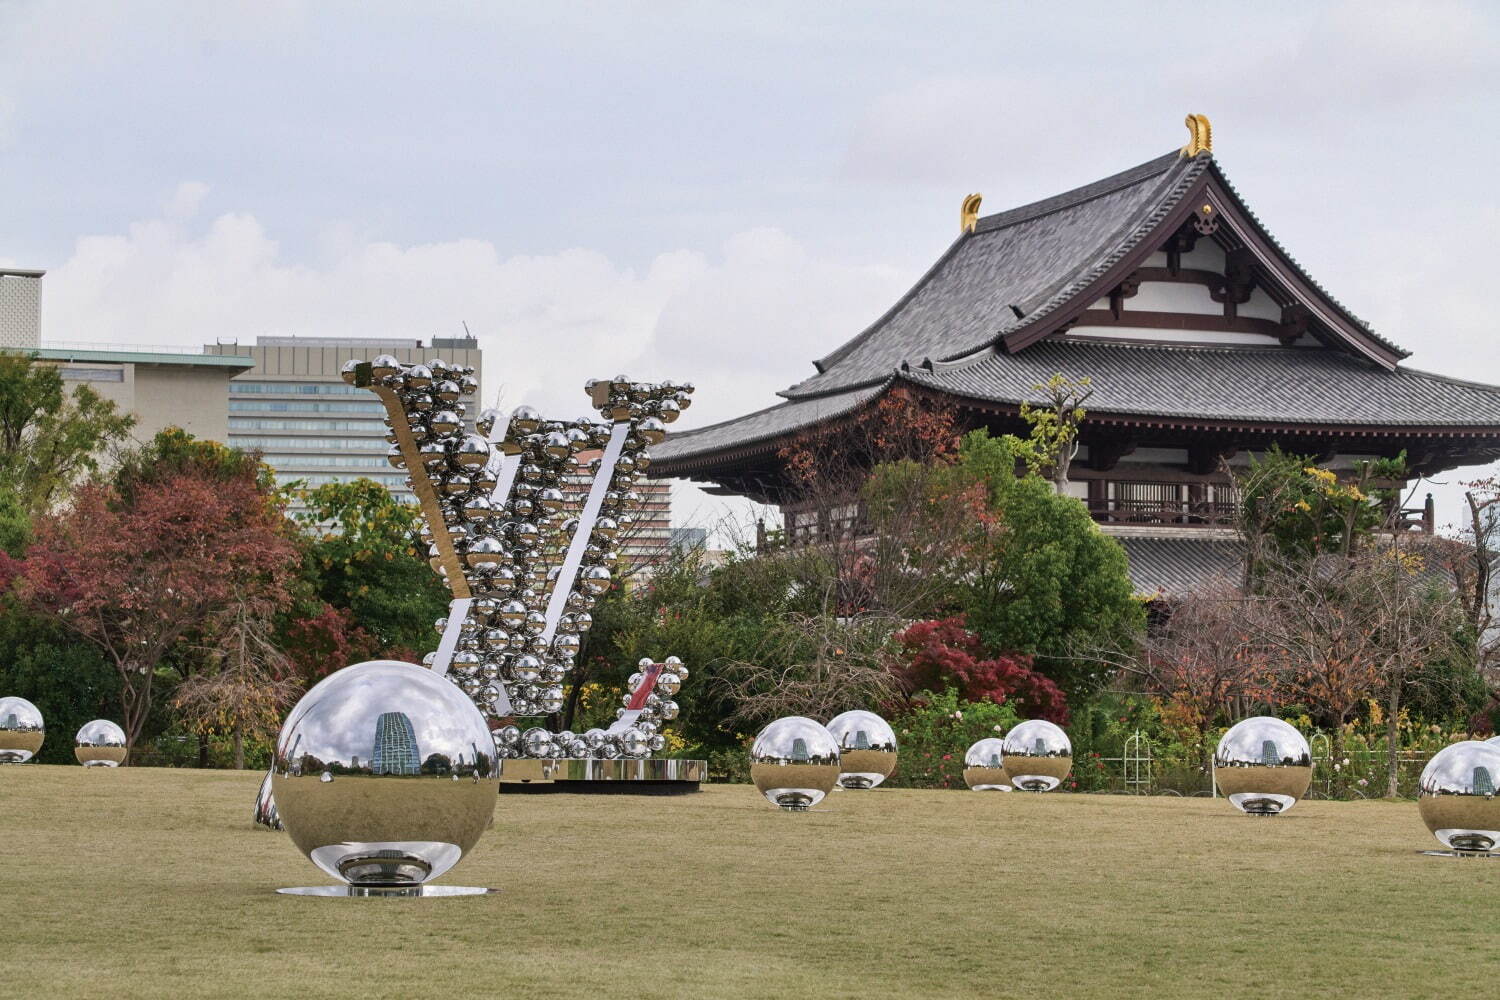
[824, 710, 898, 789]
[271, 660, 499, 885]
[1417, 741, 1500, 853]
[73, 719, 127, 767]
[750, 716, 841, 811]
[963, 738, 1011, 791]
[0, 696, 44, 763]
[1000, 720, 1072, 791]
[253, 768, 283, 831]
[1213, 716, 1312, 815]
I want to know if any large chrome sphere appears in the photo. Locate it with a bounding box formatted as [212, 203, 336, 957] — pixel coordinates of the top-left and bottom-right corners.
[271, 660, 499, 886]
[824, 710, 898, 789]
[1417, 741, 1500, 852]
[963, 737, 1011, 791]
[74, 719, 127, 767]
[0, 696, 44, 764]
[1001, 719, 1072, 791]
[1214, 716, 1312, 815]
[254, 769, 283, 831]
[750, 716, 841, 811]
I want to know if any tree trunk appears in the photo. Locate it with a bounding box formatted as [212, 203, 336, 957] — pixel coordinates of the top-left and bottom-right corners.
[1330, 721, 1348, 798]
[1385, 684, 1401, 799]
[233, 726, 245, 770]
[119, 667, 153, 767]
[197, 733, 210, 768]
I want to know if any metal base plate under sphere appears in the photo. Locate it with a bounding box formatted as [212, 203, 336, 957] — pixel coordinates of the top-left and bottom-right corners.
[277, 885, 495, 898]
[1416, 849, 1500, 860]
[498, 757, 705, 794]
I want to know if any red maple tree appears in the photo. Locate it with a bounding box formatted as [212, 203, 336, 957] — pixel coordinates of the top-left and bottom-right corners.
[6, 469, 300, 752]
[893, 616, 1069, 723]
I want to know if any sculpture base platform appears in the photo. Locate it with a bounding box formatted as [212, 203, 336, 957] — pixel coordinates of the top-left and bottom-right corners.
[277, 885, 494, 897]
[499, 757, 705, 794]
[1417, 849, 1500, 860]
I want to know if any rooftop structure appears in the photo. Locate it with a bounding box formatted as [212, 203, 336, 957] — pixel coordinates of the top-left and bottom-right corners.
[0, 268, 44, 349]
[654, 116, 1500, 594]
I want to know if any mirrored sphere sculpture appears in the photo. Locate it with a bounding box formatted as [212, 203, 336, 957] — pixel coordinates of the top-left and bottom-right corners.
[1001, 719, 1072, 791]
[254, 769, 283, 831]
[1417, 741, 1500, 853]
[824, 710, 897, 789]
[271, 660, 499, 886]
[0, 696, 44, 763]
[73, 719, 126, 767]
[1213, 716, 1312, 815]
[750, 716, 841, 811]
[963, 738, 1011, 791]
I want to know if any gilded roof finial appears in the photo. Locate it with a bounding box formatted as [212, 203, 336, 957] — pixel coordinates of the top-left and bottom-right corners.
[1181, 113, 1212, 157]
[960, 193, 982, 234]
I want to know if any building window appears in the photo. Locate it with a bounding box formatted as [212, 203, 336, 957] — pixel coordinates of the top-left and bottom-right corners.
[59, 367, 124, 382]
[262, 454, 391, 468]
[229, 400, 385, 414]
[229, 418, 387, 432]
[235, 437, 395, 451]
[230, 381, 370, 395]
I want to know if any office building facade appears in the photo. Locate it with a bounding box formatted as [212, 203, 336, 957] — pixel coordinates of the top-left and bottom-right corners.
[205, 335, 482, 504]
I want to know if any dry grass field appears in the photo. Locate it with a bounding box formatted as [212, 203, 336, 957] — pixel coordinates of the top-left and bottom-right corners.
[1, 766, 1496, 999]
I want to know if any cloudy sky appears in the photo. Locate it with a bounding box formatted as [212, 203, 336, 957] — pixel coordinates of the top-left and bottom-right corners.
[3, 0, 1498, 535]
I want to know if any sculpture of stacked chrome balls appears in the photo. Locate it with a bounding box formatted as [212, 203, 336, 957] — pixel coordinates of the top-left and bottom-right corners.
[0, 696, 44, 763]
[1213, 717, 1312, 815]
[74, 720, 127, 767]
[265, 363, 702, 892]
[1417, 740, 1500, 856]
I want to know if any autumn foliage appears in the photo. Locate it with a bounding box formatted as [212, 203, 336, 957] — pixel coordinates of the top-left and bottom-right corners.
[893, 616, 1069, 724]
[6, 464, 300, 749]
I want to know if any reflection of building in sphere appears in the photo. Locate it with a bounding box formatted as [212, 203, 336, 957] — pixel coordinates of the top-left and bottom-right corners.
[1260, 740, 1279, 767]
[3, 713, 14, 729]
[372, 712, 420, 775]
[791, 738, 810, 762]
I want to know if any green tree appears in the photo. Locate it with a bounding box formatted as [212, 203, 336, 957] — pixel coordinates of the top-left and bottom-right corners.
[866, 430, 1144, 699]
[0, 602, 120, 764]
[0, 352, 135, 516]
[294, 478, 449, 656]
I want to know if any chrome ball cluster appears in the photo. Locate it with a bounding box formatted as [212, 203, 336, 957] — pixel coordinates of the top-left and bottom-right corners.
[346, 357, 692, 729]
[490, 656, 689, 761]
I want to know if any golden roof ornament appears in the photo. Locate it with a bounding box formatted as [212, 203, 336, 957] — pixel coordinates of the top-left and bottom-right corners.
[1180, 113, 1212, 157]
[960, 193, 982, 234]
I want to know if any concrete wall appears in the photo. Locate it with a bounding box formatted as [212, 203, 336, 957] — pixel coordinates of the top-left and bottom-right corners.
[131, 364, 237, 444]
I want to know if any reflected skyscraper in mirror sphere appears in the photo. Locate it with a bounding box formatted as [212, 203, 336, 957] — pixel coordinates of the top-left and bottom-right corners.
[272, 660, 499, 887]
[0, 696, 44, 763]
[750, 717, 841, 811]
[824, 710, 897, 789]
[1001, 720, 1072, 791]
[1213, 717, 1312, 815]
[1418, 741, 1500, 853]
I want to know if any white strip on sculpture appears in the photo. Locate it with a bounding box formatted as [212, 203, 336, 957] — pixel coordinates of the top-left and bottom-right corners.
[431, 597, 473, 677]
[540, 421, 629, 644]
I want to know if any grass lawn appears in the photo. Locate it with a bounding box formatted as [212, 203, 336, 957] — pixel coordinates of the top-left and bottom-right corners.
[2, 766, 1495, 999]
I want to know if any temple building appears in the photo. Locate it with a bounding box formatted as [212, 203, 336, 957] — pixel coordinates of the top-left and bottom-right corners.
[653, 116, 1500, 594]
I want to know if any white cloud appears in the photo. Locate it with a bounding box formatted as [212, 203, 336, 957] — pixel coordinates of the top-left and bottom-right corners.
[41, 187, 906, 535]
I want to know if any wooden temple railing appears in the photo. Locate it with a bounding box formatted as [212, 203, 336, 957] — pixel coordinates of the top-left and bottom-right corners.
[766, 482, 1436, 549]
